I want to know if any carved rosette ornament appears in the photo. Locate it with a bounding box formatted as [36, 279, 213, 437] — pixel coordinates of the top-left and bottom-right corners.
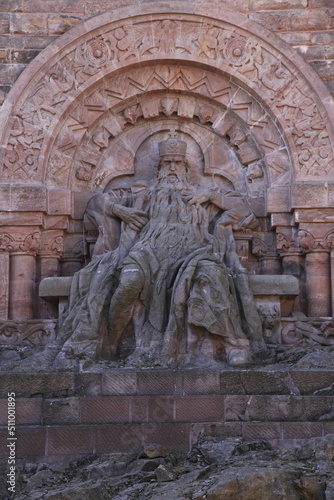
[0, 4, 332, 188]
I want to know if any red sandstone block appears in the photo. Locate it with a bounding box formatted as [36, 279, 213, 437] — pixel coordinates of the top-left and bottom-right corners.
[23, 35, 57, 49]
[245, 395, 334, 422]
[242, 422, 282, 440]
[47, 189, 72, 216]
[10, 13, 48, 34]
[130, 397, 148, 423]
[324, 422, 334, 435]
[239, 371, 295, 395]
[102, 371, 137, 395]
[76, 372, 102, 396]
[0, 372, 75, 398]
[43, 373, 75, 398]
[23, 0, 85, 14]
[246, 395, 301, 421]
[47, 14, 82, 35]
[43, 397, 80, 425]
[47, 425, 95, 455]
[0, 34, 24, 48]
[309, 0, 334, 6]
[16, 398, 42, 425]
[11, 48, 39, 63]
[72, 192, 93, 219]
[96, 424, 142, 454]
[0, 48, 7, 61]
[249, 0, 307, 10]
[278, 32, 311, 45]
[85, 0, 139, 16]
[142, 423, 190, 452]
[16, 426, 46, 458]
[10, 185, 47, 211]
[137, 371, 174, 395]
[283, 422, 323, 439]
[224, 396, 251, 421]
[148, 396, 174, 423]
[0, 13, 9, 33]
[0, 64, 25, 85]
[311, 31, 334, 45]
[325, 81, 334, 98]
[0, 429, 8, 458]
[267, 187, 290, 213]
[0, 0, 22, 12]
[80, 396, 130, 423]
[175, 396, 224, 422]
[175, 371, 220, 395]
[0, 398, 42, 425]
[220, 371, 246, 395]
[0, 184, 10, 210]
[299, 396, 334, 421]
[191, 422, 242, 444]
[310, 61, 334, 81]
[250, 9, 334, 32]
[290, 371, 334, 395]
[291, 183, 328, 209]
[300, 45, 334, 61]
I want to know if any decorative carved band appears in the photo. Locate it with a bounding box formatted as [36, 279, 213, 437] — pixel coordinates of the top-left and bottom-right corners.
[0, 8, 333, 187]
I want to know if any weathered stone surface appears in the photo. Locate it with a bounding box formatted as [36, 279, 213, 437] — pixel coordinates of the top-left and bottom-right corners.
[249, 275, 299, 295]
[3, 436, 332, 500]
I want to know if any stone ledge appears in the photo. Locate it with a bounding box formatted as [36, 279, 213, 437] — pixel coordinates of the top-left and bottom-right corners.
[1, 368, 332, 397]
[39, 274, 299, 300]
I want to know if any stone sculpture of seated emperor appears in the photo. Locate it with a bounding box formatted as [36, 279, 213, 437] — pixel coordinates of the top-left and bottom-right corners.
[54, 132, 265, 368]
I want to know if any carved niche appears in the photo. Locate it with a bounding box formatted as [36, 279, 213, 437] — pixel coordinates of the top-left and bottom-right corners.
[0, 3, 334, 358]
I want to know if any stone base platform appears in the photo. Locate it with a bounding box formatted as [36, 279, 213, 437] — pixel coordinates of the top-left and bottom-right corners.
[1, 367, 334, 464]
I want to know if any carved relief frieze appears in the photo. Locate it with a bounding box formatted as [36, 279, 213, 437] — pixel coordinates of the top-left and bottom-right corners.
[276, 232, 300, 255]
[43, 66, 290, 193]
[281, 317, 334, 346]
[39, 232, 64, 257]
[0, 320, 57, 346]
[297, 229, 334, 253]
[1, 11, 332, 186]
[0, 232, 41, 255]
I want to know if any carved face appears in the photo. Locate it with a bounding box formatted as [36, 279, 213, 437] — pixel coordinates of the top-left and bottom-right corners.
[158, 156, 187, 183]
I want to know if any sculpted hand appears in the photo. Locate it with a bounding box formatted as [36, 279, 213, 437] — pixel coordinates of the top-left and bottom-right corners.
[182, 190, 213, 207]
[112, 204, 148, 231]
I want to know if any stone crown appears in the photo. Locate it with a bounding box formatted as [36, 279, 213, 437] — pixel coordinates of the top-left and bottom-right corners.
[159, 132, 187, 158]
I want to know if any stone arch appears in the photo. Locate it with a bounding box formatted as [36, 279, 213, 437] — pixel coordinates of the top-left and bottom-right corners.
[1, 3, 333, 192]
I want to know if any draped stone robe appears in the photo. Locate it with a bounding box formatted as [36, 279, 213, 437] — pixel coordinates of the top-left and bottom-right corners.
[57, 181, 264, 365]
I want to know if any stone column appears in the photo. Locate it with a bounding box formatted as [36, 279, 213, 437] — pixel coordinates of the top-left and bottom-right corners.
[276, 229, 306, 315]
[8, 232, 40, 320]
[9, 252, 36, 320]
[36, 232, 63, 318]
[280, 251, 306, 314]
[259, 252, 281, 275]
[305, 251, 331, 317]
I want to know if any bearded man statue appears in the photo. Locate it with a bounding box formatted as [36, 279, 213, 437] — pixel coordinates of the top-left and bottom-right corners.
[53, 131, 265, 368]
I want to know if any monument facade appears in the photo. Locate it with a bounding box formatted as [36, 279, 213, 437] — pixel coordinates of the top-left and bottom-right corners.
[0, 0, 334, 464]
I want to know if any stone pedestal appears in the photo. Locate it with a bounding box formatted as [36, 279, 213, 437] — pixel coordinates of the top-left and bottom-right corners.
[0, 367, 332, 464]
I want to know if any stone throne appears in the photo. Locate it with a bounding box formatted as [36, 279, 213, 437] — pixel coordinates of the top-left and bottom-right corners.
[1, 2, 334, 361]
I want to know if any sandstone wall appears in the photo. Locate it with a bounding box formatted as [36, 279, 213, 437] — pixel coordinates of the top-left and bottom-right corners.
[0, 0, 333, 106]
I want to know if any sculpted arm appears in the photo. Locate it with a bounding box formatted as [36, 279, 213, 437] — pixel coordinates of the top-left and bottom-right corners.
[182, 189, 225, 209]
